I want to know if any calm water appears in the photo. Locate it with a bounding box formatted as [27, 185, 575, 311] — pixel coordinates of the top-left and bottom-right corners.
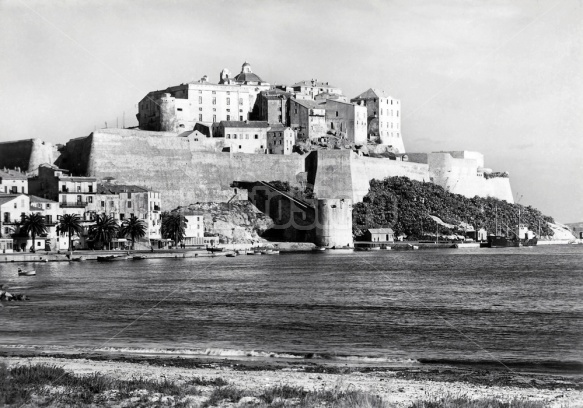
[1, 246, 582, 370]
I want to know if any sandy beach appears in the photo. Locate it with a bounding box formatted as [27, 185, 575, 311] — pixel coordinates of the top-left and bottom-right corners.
[3, 353, 582, 407]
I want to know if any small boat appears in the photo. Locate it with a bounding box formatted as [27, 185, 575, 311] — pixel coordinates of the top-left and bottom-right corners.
[406, 244, 419, 250]
[206, 247, 224, 253]
[326, 247, 354, 254]
[246, 251, 258, 255]
[70, 256, 85, 262]
[97, 255, 121, 262]
[226, 252, 237, 257]
[312, 246, 327, 252]
[133, 255, 148, 260]
[18, 268, 36, 276]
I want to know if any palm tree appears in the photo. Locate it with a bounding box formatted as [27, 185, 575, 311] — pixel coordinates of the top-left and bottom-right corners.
[120, 215, 147, 250]
[20, 213, 47, 253]
[89, 214, 119, 250]
[58, 214, 83, 251]
[161, 211, 187, 246]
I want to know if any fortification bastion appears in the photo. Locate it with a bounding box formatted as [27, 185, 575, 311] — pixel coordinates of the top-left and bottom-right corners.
[1, 129, 514, 210]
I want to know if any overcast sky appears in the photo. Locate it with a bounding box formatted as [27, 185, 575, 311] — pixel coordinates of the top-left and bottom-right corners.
[0, 0, 581, 222]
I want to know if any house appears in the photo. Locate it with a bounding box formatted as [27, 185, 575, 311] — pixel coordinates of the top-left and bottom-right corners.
[351, 88, 405, 152]
[290, 79, 343, 99]
[214, 121, 270, 154]
[362, 228, 395, 243]
[322, 99, 368, 145]
[29, 164, 97, 219]
[0, 168, 28, 194]
[253, 89, 292, 125]
[29, 195, 65, 251]
[289, 99, 326, 140]
[0, 194, 30, 249]
[183, 210, 205, 246]
[88, 182, 162, 246]
[267, 125, 296, 155]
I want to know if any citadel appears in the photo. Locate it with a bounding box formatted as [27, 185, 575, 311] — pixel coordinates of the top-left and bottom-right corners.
[0, 61, 514, 249]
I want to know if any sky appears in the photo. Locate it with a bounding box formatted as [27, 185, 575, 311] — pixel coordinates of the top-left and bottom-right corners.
[0, 0, 581, 222]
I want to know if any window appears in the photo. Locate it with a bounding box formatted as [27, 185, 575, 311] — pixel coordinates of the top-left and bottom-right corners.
[227, 98, 230, 105]
[198, 96, 202, 103]
[212, 91, 216, 94]
[88, 185, 93, 193]
[47, 204, 51, 209]
[240, 116, 243, 121]
[239, 98, 243, 104]
[77, 195, 81, 203]
[397, 111, 399, 117]
[88, 196, 93, 203]
[199, 114, 202, 121]
[213, 115, 216, 122]
[239, 145, 242, 149]
[101, 201, 105, 207]
[336, 111, 339, 117]
[120, 214, 125, 220]
[177, 108, 182, 111]
[233, 134, 237, 139]
[245, 134, 249, 139]
[254, 134, 258, 139]
[227, 115, 230, 121]
[227, 134, 231, 139]
[212, 97, 216, 105]
[77, 186, 81, 192]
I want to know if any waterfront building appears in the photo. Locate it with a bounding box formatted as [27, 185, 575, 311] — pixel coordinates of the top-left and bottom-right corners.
[29, 195, 66, 251]
[351, 88, 405, 152]
[267, 125, 296, 155]
[361, 228, 395, 243]
[88, 182, 162, 246]
[137, 62, 270, 132]
[214, 121, 270, 154]
[0, 168, 28, 194]
[0, 194, 30, 244]
[29, 164, 97, 219]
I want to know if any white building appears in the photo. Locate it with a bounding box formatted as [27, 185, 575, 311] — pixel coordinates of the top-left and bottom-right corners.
[0, 168, 28, 194]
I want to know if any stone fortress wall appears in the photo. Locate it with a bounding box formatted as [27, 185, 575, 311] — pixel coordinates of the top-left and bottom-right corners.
[0, 138, 56, 174]
[1, 129, 514, 210]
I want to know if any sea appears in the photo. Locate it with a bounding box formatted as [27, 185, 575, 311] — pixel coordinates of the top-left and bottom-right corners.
[1, 245, 582, 373]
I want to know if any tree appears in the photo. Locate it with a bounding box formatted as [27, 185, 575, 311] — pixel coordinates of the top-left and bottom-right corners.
[120, 215, 147, 250]
[58, 214, 83, 251]
[161, 211, 187, 246]
[89, 214, 119, 250]
[20, 213, 47, 253]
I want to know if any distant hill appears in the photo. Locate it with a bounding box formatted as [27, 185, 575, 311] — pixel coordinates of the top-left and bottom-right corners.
[353, 176, 555, 239]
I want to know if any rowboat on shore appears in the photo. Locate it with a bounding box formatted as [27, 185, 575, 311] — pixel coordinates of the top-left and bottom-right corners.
[18, 268, 36, 276]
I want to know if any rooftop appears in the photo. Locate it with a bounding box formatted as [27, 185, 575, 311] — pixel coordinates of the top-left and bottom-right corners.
[97, 183, 149, 194]
[220, 121, 270, 129]
[0, 169, 28, 180]
[292, 99, 324, 109]
[29, 195, 57, 204]
[368, 228, 394, 234]
[0, 194, 23, 206]
[353, 88, 392, 100]
[293, 80, 336, 88]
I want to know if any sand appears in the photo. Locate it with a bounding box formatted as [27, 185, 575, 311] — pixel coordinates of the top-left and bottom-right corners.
[4, 354, 582, 407]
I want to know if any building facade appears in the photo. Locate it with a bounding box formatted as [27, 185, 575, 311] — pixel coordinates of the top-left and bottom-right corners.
[323, 99, 368, 145]
[214, 121, 270, 154]
[290, 80, 343, 99]
[289, 99, 327, 140]
[267, 125, 296, 155]
[253, 89, 291, 125]
[137, 62, 270, 132]
[0, 168, 28, 194]
[351, 88, 405, 152]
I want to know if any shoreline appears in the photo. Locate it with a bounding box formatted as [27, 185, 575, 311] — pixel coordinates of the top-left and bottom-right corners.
[3, 351, 583, 407]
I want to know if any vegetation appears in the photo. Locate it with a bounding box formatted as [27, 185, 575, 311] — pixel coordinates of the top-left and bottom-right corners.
[268, 180, 316, 202]
[353, 177, 554, 240]
[58, 213, 83, 251]
[19, 213, 47, 253]
[161, 211, 187, 245]
[119, 214, 147, 249]
[88, 214, 119, 250]
[0, 362, 554, 408]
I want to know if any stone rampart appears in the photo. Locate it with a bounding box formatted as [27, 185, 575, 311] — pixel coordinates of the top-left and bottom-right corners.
[60, 129, 306, 210]
[0, 138, 55, 173]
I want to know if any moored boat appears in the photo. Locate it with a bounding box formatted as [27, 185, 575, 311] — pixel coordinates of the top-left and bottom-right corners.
[18, 268, 36, 276]
[133, 255, 148, 260]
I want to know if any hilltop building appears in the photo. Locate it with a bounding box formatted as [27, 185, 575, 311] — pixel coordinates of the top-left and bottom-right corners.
[289, 80, 343, 99]
[213, 121, 270, 154]
[351, 88, 405, 152]
[137, 62, 270, 132]
[267, 125, 296, 155]
[253, 89, 292, 125]
[289, 99, 327, 140]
